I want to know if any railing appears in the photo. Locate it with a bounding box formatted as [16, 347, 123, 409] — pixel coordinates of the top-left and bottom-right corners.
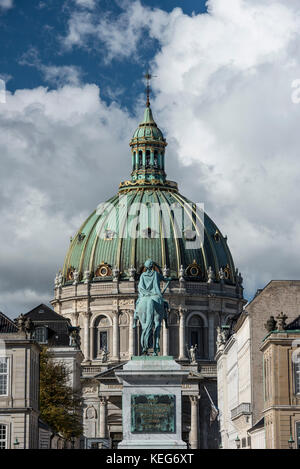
[231, 402, 251, 419]
[82, 366, 103, 375]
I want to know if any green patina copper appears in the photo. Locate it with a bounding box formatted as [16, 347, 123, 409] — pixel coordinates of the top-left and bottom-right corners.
[131, 394, 176, 433]
[133, 259, 170, 355]
[62, 104, 236, 285]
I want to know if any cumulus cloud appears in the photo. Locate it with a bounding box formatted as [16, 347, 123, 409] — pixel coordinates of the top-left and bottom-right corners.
[74, 0, 95, 9]
[0, 0, 13, 10]
[0, 84, 138, 315]
[61, 0, 300, 302]
[3, 0, 300, 315]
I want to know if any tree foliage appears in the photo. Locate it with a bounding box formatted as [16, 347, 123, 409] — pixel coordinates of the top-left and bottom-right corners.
[39, 347, 83, 440]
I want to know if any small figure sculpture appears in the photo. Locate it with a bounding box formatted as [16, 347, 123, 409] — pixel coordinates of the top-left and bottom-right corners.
[69, 326, 81, 348]
[83, 270, 90, 284]
[219, 268, 225, 284]
[216, 326, 227, 348]
[99, 347, 109, 363]
[133, 259, 171, 355]
[112, 266, 119, 282]
[179, 265, 185, 282]
[73, 269, 79, 285]
[128, 265, 136, 282]
[264, 316, 277, 332]
[276, 312, 288, 331]
[54, 273, 59, 289]
[189, 344, 198, 363]
[207, 266, 214, 284]
[57, 271, 63, 288]
[163, 265, 170, 278]
[15, 314, 34, 338]
[15, 314, 26, 333]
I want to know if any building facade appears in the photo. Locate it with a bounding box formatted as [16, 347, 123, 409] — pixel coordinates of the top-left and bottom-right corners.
[261, 314, 300, 449]
[0, 312, 40, 449]
[51, 100, 245, 448]
[216, 280, 300, 449]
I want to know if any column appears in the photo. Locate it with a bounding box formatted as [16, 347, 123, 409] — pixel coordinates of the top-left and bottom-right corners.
[112, 310, 119, 361]
[189, 395, 199, 449]
[99, 397, 108, 438]
[129, 311, 135, 357]
[90, 322, 94, 361]
[179, 307, 186, 360]
[208, 311, 215, 359]
[162, 320, 169, 356]
[83, 311, 91, 362]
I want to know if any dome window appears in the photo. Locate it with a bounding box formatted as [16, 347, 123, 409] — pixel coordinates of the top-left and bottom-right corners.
[67, 267, 75, 281]
[186, 260, 202, 278]
[78, 233, 85, 242]
[214, 231, 221, 242]
[95, 263, 112, 278]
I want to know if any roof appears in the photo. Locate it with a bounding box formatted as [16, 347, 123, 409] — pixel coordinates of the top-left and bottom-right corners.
[0, 311, 18, 333]
[25, 304, 72, 347]
[247, 417, 264, 434]
[24, 303, 67, 321]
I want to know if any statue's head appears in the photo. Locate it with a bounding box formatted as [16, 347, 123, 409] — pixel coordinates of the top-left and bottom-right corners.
[144, 259, 153, 270]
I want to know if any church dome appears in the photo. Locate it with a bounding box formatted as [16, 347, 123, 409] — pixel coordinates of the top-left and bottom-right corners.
[62, 103, 237, 286]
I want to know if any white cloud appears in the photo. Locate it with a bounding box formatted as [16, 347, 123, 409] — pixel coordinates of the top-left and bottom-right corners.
[74, 0, 95, 9]
[0, 0, 13, 10]
[62, 0, 300, 300]
[0, 84, 137, 316]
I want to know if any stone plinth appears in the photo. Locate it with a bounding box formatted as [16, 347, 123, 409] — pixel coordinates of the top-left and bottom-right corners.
[116, 356, 188, 449]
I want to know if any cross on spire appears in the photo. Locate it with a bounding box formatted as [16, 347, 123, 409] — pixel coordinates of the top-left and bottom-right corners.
[144, 71, 152, 107]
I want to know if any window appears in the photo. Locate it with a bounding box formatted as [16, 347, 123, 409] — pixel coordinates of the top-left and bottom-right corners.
[0, 358, 8, 396]
[154, 150, 158, 168]
[138, 151, 143, 168]
[146, 150, 150, 168]
[99, 331, 108, 351]
[0, 424, 7, 449]
[296, 422, 300, 449]
[34, 327, 48, 344]
[294, 358, 300, 394]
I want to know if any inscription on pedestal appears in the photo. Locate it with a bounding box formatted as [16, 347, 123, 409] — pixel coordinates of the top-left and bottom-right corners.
[131, 394, 175, 433]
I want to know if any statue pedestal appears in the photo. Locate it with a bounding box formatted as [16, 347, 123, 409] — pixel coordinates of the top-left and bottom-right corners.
[115, 356, 188, 449]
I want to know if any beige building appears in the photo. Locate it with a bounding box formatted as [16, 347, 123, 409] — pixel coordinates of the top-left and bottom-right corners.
[0, 312, 40, 449]
[216, 280, 300, 449]
[260, 314, 300, 449]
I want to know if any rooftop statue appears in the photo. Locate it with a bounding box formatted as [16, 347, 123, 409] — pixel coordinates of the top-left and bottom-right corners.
[133, 259, 171, 355]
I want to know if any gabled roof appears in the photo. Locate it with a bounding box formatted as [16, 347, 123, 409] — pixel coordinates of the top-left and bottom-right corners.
[24, 304, 67, 322]
[0, 311, 18, 333]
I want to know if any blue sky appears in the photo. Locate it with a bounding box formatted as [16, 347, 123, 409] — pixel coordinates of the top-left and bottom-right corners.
[1, 0, 300, 315]
[1, 0, 207, 111]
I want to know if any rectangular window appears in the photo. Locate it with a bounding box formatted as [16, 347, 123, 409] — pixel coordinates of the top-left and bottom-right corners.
[99, 331, 108, 351]
[34, 327, 48, 344]
[0, 424, 7, 449]
[0, 358, 8, 396]
[296, 422, 300, 450]
[294, 360, 300, 394]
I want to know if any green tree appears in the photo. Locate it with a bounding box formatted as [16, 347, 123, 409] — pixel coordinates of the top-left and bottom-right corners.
[39, 347, 83, 440]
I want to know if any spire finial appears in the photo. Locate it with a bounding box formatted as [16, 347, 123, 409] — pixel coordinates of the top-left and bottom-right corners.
[144, 70, 152, 107]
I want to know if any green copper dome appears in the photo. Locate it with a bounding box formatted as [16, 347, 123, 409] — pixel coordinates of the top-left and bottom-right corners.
[62, 104, 237, 285]
[131, 107, 165, 142]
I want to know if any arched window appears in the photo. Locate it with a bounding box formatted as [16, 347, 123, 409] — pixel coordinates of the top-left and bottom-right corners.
[187, 315, 207, 359]
[93, 315, 112, 360]
[146, 150, 151, 168]
[154, 150, 158, 168]
[133, 151, 136, 169]
[138, 151, 143, 168]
